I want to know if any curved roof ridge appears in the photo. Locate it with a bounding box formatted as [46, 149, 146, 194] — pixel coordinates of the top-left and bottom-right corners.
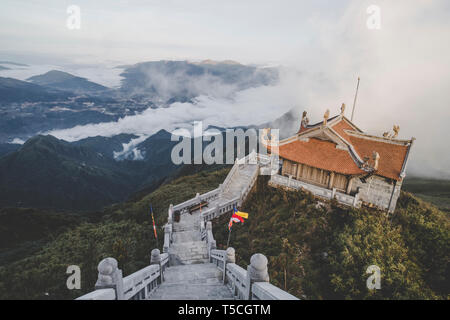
[344, 129, 413, 145]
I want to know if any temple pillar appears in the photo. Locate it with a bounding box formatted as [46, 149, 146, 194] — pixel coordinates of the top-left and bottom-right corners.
[346, 177, 353, 194]
[328, 172, 335, 189]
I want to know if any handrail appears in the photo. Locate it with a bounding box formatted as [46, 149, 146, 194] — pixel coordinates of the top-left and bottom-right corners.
[122, 264, 160, 300]
[200, 196, 240, 222]
[76, 251, 168, 300]
[75, 288, 116, 300]
[223, 252, 300, 300]
[222, 162, 239, 193]
[252, 282, 299, 300]
[172, 187, 221, 212]
[225, 263, 248, 300]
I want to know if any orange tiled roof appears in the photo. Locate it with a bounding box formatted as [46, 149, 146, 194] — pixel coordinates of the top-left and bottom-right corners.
[274, 117, 410, 181]
[347, 135, 408, 180]
[330, 119, 409, 180]
[274, 138, 365, 175]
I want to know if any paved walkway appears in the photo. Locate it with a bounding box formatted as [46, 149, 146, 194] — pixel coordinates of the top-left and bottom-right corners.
[148, 263, 234, 300]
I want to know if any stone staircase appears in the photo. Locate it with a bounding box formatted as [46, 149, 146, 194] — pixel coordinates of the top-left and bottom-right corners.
[148, 263, 234, 300]
[151, 200, 234, 299]
[169, 208, 209, 265]
[222, 164, 258, 201]
[149, 160, 261, 300]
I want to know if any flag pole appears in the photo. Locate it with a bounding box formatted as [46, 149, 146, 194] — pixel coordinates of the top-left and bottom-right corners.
[226, 227, 232, 249]
[351, 77, 360, 122]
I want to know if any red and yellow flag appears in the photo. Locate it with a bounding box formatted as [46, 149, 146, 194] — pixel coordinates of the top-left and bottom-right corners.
[228, 206, 249, 230]
[151, 205, 157, 239]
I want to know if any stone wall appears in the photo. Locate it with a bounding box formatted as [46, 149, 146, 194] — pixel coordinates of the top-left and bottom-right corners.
[352, 175, 402, 213]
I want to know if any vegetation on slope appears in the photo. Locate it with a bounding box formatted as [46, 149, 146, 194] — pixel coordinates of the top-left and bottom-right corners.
[0, 168, 229, 300]
[212, 176, 449, 300]
[0, 208, 87, 266]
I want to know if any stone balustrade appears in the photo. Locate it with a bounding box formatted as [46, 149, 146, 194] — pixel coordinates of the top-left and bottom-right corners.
[172, 187, 221, 215]
[211, 248, 299, 300]
[222, 160, 239, 192]
[270, 174, 361, 208]
[200, 196, 240, 222]
[204, 221, 216, 257]
[238, 165, 259, 207]
[76, 250, 169, 300]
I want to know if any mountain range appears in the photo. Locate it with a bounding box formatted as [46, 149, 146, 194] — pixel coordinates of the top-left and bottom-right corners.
[0, 77, 72, 103]
[0, 60, 279, 144]
[27, 70, 108, 94]
[0, 131, 180, 211]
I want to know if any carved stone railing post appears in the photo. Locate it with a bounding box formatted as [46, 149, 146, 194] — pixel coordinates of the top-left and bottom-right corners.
[245, 253, 269, 300]
[223, 247, 235, 283]
[95, 257, 124, 300]
[150, 248, 164, 283]
[163, 224, 172, 253]
[206, 221, 216, 259]
[200, 220, 205, 232]
[215, 204, 220, 219]
[353, 191, 360, 207]
[168, 204, 174, 223]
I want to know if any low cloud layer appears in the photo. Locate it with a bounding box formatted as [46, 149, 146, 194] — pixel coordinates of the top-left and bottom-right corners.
[47, 72, 296, 140]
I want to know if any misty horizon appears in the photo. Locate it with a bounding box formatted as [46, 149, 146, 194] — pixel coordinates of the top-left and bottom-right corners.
[1, 0, 450, 179]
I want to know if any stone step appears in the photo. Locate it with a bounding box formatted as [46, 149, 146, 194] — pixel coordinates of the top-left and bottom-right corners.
[148, 283, 234, 300]
[148, 263, 234, 300]
[169, 240, 209, 265]
[172, 230, 201, 242]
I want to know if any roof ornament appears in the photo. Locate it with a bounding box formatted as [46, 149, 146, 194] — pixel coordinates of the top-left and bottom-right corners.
[323, 109, 330, 125]
[298, 111, 309, 133]
[301, 111, 309, 126]
[372, 151, 380, 170]
[340, 103, 346, 115]
[392, 125, 400, 139]
[384, 125, 400, 139]
[362, 156, 371, 170]
[260, 128, 272, 147]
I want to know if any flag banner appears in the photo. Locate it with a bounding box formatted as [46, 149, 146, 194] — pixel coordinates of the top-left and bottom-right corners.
[151, 205, 157, 239]
[228, 205, 249, 230]
[231, 213, 244, 223]
[235, 211, 249, 219]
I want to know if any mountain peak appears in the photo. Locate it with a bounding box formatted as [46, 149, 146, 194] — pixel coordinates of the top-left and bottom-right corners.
[27, 70, 107, 93]
[27, 70, 83, 84]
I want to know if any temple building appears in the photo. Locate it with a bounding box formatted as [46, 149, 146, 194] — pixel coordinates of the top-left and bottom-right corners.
[269, 104, 415, 213]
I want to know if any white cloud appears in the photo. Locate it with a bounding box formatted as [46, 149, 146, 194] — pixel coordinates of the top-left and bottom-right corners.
[47, 71, 295, 140]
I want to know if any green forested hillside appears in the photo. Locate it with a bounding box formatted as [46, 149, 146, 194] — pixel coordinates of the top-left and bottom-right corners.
[212, 176, 449, 300]
[0, 208, 87, 266]
[0, 168, 448, 300]
[0, 168, 229, 300]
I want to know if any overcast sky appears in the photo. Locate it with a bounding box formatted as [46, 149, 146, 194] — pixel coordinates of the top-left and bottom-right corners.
[1, 0, 450, 178]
